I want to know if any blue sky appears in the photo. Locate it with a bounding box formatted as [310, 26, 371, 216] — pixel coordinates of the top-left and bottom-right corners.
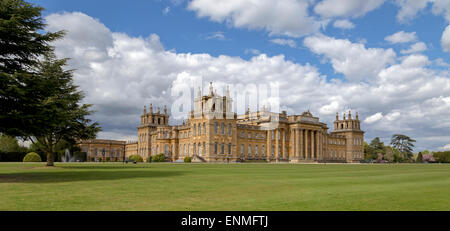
[30, 0, 450, 151]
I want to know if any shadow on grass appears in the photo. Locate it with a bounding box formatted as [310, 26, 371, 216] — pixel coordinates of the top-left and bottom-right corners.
[0, 169, 185, 184]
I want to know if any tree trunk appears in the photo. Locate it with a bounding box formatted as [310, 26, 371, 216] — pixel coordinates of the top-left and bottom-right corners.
[46, 151, 54, 166]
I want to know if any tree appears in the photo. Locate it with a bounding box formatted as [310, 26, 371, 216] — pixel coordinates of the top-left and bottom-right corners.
[390, 134, 416, 160]
[26, 56, 101, 166]
[0, 133, 20, 152]
[0, 0, 64, 137]
[416, 152, 423, 163]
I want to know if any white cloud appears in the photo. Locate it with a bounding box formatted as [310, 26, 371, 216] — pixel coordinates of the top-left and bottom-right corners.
[270, 38, 297, 48]
[303, 35, 396, 82]
[364, 113, 383, 124]
[432, 0, 450, 22]
[395, 0, 431, 23]
[333, 19, 355, 29]
[400, 42, 427, 54]
[439, 144, 450, 150]
[385, 31, 418, 44]
[205, 31, 226, 40]
[314, 0, 385, 18]
[244, 49, 261, 55]
[163, 7, 170, 15]
[45, 12, 450, 151]
[442, 25, 450, 52]
[187, 0, 321, 37]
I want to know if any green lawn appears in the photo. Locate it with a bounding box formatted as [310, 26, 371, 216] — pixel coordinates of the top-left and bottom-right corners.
[1, 162, 449, 211]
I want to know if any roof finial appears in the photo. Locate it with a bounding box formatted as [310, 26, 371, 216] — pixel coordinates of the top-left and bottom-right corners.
[209, 82, 214, 96]
[336, 112, 339, 120]
[348, 110, 352, 120]
[150, 104, 153, 113]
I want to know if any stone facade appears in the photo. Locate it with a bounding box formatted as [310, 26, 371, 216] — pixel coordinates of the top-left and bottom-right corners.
[78, 139, 126, 162]
[130, 83, 364, 163]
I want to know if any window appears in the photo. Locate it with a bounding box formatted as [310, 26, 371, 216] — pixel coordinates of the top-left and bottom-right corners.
[214, 143, 218, 154]
[203, 123, 206, 134]
[198, 143, 201, 156]
[241, 144, 244, 155]
[221, 143, 225, 154]
[272, 146, 275, 156]
[248, 145, 252, 156]
[198, 124, 201, 136]
[255, 145, 259, 156]
[262, 145, 265, 156]
[215, 122, 218, 134]
[261, 133, 265, 139]
[194, 143, 197, 155]
[193, 125, 197, 136]
[255, 133, 258, 139]
[248, 132, 252, 139]
[240, 131, 244, 138]
[228, 124, 232, 136]
[221, 123, 225, 135]
[228, 143, 232, 155]
[271, 131, 275, 140]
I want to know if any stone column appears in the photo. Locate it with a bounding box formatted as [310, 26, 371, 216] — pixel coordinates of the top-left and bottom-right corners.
[299, 129, 303, 159]
[305, 130, 309, 160]
[275, 129, 279, 159]
[289, 129, 297, 159]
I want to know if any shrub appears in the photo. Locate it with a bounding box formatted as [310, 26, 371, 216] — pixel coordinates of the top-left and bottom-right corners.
[73, 152, 87, 162]
[128, 155, 143, 162]
[184, 156, 192, 163]
[152, 154, 166, 162]
[23, 152, 42, 162]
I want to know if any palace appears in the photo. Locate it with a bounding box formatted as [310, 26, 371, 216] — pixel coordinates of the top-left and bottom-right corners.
[79, 83, 364, 163]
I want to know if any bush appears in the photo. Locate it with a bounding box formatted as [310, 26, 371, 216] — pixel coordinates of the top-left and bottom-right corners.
[128, 155, 143, 162]
[23, 152, 42, 162]
[184, 156, 192, 163]
[73, 152, 87, 162]
[152, 154, 166, 162]
[433, 151, 450, 163]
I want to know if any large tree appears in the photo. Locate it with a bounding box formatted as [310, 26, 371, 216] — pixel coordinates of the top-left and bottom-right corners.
[390, 134, 416, 160]
[26, 56, 101, 166]
[0, 0, 63, 137]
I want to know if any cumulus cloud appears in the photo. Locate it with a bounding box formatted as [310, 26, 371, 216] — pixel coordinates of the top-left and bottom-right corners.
[45, 12, 450, 151]
[314, 0, 385, 18]
[432, 0, 450, 22]
[270, 38, 297, 48]
[395, 0, 431, 23]
[333, 19, 355, 29]
[303, 35, 396, 82]
[364, 112, 383, 124]
[385, 31, 418, 44]
[187, 0, 321, 37]
[400, 42, 427, 54]
[442, 25, 450, 52]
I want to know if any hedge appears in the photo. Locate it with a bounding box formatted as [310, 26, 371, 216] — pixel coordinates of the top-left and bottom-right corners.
[0, 152, 27, 162]
[128, 155, 143, 162]
[184, 156, 192, 163]
[152, 154, 166, 162]
[23, 152, 42, 162]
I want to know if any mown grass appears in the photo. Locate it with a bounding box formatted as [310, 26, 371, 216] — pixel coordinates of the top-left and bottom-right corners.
[0, 162, 449, 211]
